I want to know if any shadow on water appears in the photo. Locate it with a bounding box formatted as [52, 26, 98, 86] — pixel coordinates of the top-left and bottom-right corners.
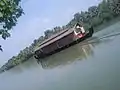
[37, 36, 114, 69]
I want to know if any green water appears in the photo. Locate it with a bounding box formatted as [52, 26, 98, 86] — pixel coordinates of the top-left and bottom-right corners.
[0, 22, 120, 90]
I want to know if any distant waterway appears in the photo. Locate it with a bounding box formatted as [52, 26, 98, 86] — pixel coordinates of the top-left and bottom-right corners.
[0, 22, 120, 90]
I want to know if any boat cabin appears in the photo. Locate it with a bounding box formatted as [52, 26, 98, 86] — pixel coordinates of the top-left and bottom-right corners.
[73, 23, 86, 39]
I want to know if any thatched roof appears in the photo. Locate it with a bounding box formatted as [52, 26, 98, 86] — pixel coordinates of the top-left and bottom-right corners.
[35, 28, 74, 51]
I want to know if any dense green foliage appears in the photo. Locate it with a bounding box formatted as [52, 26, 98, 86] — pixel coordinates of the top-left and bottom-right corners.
[0, 0, 24, 40]
[0, 0, 120, 72]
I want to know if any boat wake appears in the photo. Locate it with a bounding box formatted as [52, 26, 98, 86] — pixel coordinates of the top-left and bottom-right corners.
[79, 32, 120, 46]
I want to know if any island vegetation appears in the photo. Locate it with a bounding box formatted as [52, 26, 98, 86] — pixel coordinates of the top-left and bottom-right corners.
[0, 0, 120, 73]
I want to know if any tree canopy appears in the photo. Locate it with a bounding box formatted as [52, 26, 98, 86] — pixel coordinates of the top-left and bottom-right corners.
[0, 0, 24, 40]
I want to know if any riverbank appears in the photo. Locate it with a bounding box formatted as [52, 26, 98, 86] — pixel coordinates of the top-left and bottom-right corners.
[94, 17, 120, 32]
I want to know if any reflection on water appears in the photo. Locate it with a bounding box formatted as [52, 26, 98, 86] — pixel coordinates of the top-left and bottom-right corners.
[38, 36, 113, 69]
[8, 57, 38, 74]
[40, 44, 93, 69]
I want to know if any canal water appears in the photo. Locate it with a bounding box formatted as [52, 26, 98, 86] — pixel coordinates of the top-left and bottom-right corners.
[0, 22, 120, 90]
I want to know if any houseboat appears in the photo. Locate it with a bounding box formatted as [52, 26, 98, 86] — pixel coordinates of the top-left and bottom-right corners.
[34, 23, 94, 59]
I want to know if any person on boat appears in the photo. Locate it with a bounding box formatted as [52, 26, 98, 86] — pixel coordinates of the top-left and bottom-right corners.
[75, 24, 85, 34]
